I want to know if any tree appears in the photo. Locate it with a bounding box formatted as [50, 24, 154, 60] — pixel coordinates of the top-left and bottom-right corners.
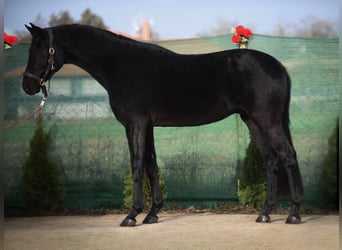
[238, 139, 266, 209]
[273, 15, 338, 37]
[79, 8, 108, 29]
[16, 9, 109, 41]
[197, 18, 239, 37]
[15, 14, 48, 42]
[123, 168, 167, 210]
[319, 121, 339, 209]
[197, 15, 337, 38]
[21, 113, 64, 212]
[49, 11, 75, 26]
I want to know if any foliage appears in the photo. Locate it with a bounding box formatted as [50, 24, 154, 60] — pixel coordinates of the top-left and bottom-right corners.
[79, 8, 108, 30]
[238, 139, 266, 209]
[49, 11, 75, 26]
[319, 120, 339, 209]
[197, 18, 239, 37]
[239, 140, 266, 189]
[238, 183, 266, 209]
[123, 167, 167, 209]
[273, 15, 338, 37]
[16, 9, 108, 41]
[49, 9, 107, 29]
[21, 113, 64, 211]
[198, 16, 337, 38]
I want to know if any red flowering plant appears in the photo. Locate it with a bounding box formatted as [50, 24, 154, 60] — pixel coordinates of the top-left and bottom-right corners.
[4, 32, 18, 50]
[231, 25, 252, 48]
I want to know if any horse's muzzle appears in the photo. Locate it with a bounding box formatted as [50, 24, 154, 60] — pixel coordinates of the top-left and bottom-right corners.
[22, 77, 41, 95]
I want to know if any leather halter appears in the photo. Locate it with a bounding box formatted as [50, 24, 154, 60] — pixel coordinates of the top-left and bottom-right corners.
[23, 29, 56, 99]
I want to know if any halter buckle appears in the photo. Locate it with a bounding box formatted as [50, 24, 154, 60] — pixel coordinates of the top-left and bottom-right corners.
[39, 78, 45, 86]
[49, 47, 55, 55]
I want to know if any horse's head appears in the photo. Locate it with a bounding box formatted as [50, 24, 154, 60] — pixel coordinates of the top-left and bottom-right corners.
[22, 23, 63, 96]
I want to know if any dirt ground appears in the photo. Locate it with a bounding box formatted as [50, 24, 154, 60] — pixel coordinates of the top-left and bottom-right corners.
[4, 212, 339, 250]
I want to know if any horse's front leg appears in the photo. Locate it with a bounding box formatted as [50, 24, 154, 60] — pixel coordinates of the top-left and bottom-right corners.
[120, 122, 147, 227]
[143, 124, 163, 224]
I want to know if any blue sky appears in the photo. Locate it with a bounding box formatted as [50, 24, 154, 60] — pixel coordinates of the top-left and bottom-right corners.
[4, 0, 339, 38]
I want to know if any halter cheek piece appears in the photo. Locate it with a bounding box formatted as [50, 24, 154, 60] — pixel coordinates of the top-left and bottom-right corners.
[23, 29, 55, 99]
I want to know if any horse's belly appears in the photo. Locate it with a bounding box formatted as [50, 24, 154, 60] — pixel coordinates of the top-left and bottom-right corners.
[151, 100, 232, 126]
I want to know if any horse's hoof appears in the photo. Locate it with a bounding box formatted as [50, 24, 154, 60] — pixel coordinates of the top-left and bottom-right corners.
[256, 214, 271, 223]
[285, 215, 301, 224]
[143, 214, 159, 224]
[120, 217, 137, 227]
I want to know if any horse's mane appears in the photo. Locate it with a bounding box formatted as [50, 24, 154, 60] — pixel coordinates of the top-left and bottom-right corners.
[52, 24, 174, 55]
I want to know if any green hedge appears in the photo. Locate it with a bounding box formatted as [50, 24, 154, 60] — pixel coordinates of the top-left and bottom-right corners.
[21, 113, 64, 212]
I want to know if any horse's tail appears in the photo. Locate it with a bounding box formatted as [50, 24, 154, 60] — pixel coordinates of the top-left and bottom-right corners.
[282, 70, 294, 147]
[277, 68, 295, 196]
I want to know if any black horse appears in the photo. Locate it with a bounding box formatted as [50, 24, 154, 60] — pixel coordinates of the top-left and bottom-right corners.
[22, 23, 303, 226]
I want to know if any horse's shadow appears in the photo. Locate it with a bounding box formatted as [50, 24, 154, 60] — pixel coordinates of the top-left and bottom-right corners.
[158, 213, 194, 223]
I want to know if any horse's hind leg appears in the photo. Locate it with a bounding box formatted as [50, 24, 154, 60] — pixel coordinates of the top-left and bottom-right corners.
[245, 114, 303, 224]
[266, 124, 303, 224]
[241, 114, 279, 223]
[142, 124, 163, 224]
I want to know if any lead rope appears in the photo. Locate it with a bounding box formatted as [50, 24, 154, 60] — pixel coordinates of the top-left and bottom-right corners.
[3, 85, 48, 129]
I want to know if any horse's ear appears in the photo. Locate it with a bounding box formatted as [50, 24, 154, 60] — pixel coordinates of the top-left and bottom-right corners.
[25, 23, 44, 36]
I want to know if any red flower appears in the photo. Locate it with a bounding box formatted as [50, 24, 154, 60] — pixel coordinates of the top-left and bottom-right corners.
[235, 25, 245, 36]
[4, 32, 18, 45]
[243, 28, 252, 38]
[230, 25, 252, 46]
[231, 35, 241, 43]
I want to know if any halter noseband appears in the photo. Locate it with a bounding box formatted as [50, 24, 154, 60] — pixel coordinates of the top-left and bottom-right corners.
[23, 29, 55, 99]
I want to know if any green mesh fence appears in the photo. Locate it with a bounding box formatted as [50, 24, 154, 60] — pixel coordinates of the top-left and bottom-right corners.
[3, 34, 339, 212]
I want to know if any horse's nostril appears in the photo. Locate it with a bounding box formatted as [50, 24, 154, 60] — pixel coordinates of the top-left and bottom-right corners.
[24, 87, 29, 93]
[23, 85, 35, 95]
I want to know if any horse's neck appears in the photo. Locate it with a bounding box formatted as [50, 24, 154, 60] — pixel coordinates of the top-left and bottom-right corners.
[57, 27, 122, 88]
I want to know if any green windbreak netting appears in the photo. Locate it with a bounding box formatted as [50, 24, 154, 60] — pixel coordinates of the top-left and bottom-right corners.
[3, 33, 339, 212]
